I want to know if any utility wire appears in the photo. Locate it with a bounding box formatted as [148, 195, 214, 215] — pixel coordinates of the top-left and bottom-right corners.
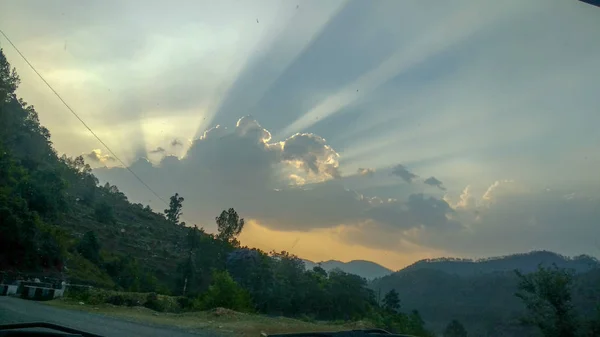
[0, 28, 170, 207]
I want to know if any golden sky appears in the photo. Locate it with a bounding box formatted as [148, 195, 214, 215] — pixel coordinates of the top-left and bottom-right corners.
[239, 220, 453, 271]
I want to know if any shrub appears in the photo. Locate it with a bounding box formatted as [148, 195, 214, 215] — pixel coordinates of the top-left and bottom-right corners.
[144, 292, 165, 312]
[196, 270, 253, 312]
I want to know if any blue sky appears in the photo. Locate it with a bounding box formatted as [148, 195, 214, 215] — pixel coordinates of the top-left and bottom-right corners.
[1, 0, 599, 269]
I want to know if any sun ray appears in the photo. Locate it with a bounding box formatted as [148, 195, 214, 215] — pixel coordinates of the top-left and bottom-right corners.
[274, 2, 518, 141]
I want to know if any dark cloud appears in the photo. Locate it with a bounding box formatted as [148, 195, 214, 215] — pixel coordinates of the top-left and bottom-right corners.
[171, 139, 183, 147]
[417, 185, 600, 258]
[150, 147, 166, 154]
[424, 176, 446, 190]
[357, 168, 375, 177]
[91, 117, 600, 258]
[390, 164, 418, 183]
[365, 193, 458, 231]
[93, 117, 449, 236]
[405, 193, 457, 228]
[95, 117, 344, 212]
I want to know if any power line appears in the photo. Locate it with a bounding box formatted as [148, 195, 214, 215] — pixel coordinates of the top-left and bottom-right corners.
[0, 28, 169, 207]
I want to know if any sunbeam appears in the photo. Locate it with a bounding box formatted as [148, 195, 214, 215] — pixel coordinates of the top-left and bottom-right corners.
[274, 2, 523, 141]
[190, 2, 346, 140]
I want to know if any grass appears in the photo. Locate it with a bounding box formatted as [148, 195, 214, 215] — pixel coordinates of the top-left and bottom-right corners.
[45, 298, 376, 336]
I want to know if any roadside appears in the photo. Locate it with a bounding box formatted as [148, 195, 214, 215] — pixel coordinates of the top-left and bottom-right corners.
[0, 296, 214, 337]
[45, 298, 374, 336]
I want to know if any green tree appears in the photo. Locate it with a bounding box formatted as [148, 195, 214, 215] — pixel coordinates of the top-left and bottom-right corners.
[407, 310, 433, 337]
[186, 225, 203, 251]
[444, 319, 468, 337]
[383, 289, 401, 313]
[164, 193, 184, 225]
[104, 255, 149, 292]
[199, 270, 253, 312]
[94, 201, 115, 224]
[0, 48, 19, 103]
[583, 305, 600, 337]
[215, 208, 244, 243]
[515, 265, 577, 337]
[77, 231, 101, 265]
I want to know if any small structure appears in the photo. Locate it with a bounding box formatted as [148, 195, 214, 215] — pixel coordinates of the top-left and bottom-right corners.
[0, 284, 18, 296]
[0, 273, 67, 301]
[19, 281, 67, 301]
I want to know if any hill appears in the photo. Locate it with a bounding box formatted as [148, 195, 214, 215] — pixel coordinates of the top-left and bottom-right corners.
[302, 259, 392, 280]
[372, 252, 600, 336]
[398, 250, 600, 276]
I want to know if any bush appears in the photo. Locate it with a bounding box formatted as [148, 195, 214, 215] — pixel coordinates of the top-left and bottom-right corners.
[177, 296, 194, 310]
[66, 288, 183, 312]
[106, 294, 126, 306]
[144, 292, 164, 312]
[196, 270, 253, 312]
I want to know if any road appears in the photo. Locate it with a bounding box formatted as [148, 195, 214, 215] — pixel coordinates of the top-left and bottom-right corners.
[0, 297, 216, 337]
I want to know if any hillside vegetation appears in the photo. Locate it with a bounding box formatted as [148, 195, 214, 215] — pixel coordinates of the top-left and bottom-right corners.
[372, 252, 600, 336]
[399, 251, 600, 276]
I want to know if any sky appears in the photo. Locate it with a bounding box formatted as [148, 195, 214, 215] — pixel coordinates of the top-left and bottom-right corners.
[1, 0, 599, 270]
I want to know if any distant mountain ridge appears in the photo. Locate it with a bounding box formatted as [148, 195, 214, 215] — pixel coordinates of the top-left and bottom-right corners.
[370, 250, 600, 336]
[302, 251, 600, 281]
[302, 259, 393, 280]
[396, 250, 600, 277]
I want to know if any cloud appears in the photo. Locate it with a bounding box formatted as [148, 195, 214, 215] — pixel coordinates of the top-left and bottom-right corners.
[93, 117, 451, 234]
[357, 168, 375, 177]
[281, 133, 341, 181]
[390, 164, 418, 183]
[91, 117, 600, 261]
[85, 149, 115, 164]
[365, 193, 459, 231]
[416, 182, 600, 258]
[171, 139, 183, 147]
[423, 176, 446, 190]
[149, 147, 166, 154]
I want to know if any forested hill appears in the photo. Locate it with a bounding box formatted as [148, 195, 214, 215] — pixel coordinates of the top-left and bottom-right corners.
[398, 250, 600, 276]
[371, 253, 600, 336]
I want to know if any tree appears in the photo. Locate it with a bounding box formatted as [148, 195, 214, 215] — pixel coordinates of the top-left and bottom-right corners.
[583, 305, 600, 337]
[77, 231, 101, 265]
[407, 310, 433, 337]
[94, 201, 115, 224]
[383, 289, 401, 313]
[215, 208, 244, 243]
[186, 225, 203, 251]
[444, 319, 468, 337]
[0, 48, 20, 103]
[199, 270, 253, 312]
[164, 193, 184, 225]
[515, 264, 577, 337]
